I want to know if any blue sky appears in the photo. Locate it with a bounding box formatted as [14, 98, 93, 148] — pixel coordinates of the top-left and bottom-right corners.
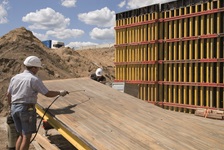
[0, 0, 172, 48]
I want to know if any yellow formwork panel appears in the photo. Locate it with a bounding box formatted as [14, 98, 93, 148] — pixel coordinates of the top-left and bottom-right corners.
[173, 9, 178, 111]
[210, 39, 214, 108]
[178, 7, 183, 112]
[127, 17, 131, 43]
[168, 9, 173, 109]
[188, 5, 193, 113]
[183, 6, 188, 113]
[163, 10, 168, 109]
[168, 41, 173, 110]
[206, 42, 210, 108]
[205, 0, 211, 107]
[115, 1, 224, 112]
[200, 39, 205, 107]
[194, 5, 200, 108]
[216, 38, 221, 108]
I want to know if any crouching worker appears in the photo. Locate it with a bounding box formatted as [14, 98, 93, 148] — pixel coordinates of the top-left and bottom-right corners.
[90, 68, 106, 84]
[7, 56, 69, 150]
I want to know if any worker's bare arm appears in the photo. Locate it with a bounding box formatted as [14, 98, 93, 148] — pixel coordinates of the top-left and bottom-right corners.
[6, 92, 11, 106]
[45, 90, 69, 97]
[44, 91, 60, 97]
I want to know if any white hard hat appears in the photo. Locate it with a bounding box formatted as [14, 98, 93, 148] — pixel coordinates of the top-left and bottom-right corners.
[24, 56, 42, 68]
[95, 68, 103, 76]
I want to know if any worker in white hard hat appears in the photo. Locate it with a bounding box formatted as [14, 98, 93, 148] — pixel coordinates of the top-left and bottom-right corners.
[6, 56, 69, 150]
[90, 67, 106, 84]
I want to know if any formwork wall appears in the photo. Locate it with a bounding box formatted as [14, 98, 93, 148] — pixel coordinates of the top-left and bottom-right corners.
[114, 0, 224, 112]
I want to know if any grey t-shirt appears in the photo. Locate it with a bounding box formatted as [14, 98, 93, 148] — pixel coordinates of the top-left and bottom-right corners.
[8, 70, 48, 104]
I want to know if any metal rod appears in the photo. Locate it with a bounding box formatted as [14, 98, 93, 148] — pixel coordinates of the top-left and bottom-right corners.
[69, 90, 85, 93]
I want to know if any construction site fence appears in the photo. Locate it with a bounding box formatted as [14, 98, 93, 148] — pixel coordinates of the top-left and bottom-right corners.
[114, 0, 224, 112]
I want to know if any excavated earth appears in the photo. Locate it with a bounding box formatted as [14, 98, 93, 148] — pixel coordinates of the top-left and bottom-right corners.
[0, 27, 115, 149]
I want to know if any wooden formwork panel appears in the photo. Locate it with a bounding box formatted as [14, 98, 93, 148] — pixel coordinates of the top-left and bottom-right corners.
[37, 78, 224, 149]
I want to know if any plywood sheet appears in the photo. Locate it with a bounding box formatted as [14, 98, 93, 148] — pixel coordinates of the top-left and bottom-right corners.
[37, 78, 224, 150]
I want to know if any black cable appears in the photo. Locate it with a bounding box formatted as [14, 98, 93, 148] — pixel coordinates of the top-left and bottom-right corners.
[30, 90, 86, 143]
[30, 95, 61, 143]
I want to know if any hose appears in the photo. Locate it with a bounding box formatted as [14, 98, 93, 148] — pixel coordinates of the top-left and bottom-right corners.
[30, 89, 86, 143]
[30, 95, 61, 143]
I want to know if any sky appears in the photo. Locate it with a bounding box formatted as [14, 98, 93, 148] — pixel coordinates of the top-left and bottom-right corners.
[0, 0, 173, 48]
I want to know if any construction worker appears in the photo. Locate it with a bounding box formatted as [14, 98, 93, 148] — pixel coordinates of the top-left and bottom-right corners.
[6, 56, 69, 150]
[90, 67, 106, 84]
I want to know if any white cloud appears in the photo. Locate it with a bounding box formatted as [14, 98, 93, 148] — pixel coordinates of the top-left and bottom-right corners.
[126, 0, 175, 9]
[0, 0, 9, 24]
[22, 7, 70, 30]
[90, 27, 114, 41]
[61, 0, 77, 7]
[46, 28, 84, 39]
[126, 0, 153, 9]
[118, 0, 126, 8]
[66, 41, 98, 49]
[32, 32, 48, 41]
[78, 7, 115, 27]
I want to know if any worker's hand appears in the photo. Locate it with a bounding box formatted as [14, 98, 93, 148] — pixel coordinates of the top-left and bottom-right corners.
[59, 90, 69, 96]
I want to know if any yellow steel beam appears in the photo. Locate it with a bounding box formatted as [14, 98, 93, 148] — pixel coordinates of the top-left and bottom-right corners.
[178, 8, 183, 112]
[35, 104, 94, 150]
[216, 38, 220, 108]
[183, 7, 188, 113]
[173, 9, 177, 111]
[210, 39, 214, 108]
[194, 4, 199, 109]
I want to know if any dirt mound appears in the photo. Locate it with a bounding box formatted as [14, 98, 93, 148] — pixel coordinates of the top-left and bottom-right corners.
[0, 27, 115, 116]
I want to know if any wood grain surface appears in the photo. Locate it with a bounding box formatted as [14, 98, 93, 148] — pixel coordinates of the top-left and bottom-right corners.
[37, 78, 224, 150]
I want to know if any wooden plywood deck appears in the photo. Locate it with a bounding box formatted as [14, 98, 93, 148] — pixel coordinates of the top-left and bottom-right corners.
[37, 78, 224, 150]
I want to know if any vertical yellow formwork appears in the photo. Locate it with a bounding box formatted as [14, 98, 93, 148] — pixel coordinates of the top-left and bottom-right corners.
[115, 14, 122, 81]
[152, 15, 156, 107]
[206, 1, 211, 107]
[215, 1, 221, 109]
[158, 10, 164, 104]
[178, 7, 183, 112]
[194, 4, 199, 110]
[125, 15, 129, 81]
[173, 9, 178, 111]
[123, 15, 127, 81]
[154, 10, 159, 103]
[140, 13, 144, 92]
[200, 3, 205, 108]
[189, 5, 193, 113]
[210, 1, 214, 108]
[122, 15, 125, 81]
[183, 7, 188, 113]
[163, 11, 168, 109]
[143, 12, 148, 101]
[216, 38, 220, 108]
[131, 15, 135, 82]
[128, 14, 132, 81]
[147, 12, 151, 102]
[115, 0, 224, 112]
[210, 39, 214, 108]
[139, 13, 143, 100]
[168, 10, 173, 110]
[200, 38, 205, 107]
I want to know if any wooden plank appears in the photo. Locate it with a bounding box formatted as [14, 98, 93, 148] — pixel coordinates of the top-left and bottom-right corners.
[37, 78, 224, 149]
[31, 141, 44, 150]
[33, 133, 59, 150]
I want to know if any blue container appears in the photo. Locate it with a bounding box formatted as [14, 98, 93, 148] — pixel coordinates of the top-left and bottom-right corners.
[42, 40, 52, 48]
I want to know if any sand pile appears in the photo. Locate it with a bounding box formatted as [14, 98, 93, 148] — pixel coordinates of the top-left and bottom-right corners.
[0, 27, 115, 116]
